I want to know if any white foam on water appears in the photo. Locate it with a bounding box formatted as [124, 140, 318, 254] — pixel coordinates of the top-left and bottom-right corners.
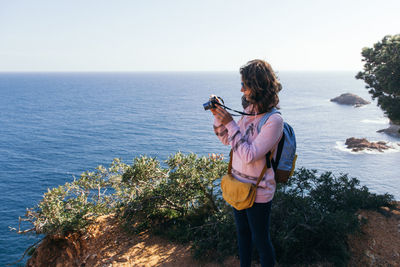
[335, 141, 400, 154]
[361, 118, 390, 125]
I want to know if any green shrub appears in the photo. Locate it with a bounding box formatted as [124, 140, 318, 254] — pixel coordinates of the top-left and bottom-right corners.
[20, 158, 128, 236]
[120, 152, 228, 238]
[272, 168, 394, 266]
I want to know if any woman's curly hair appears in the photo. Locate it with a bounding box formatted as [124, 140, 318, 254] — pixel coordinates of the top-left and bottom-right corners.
[240, 59, 282, 113]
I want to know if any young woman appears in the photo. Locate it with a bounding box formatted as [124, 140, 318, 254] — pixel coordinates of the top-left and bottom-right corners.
[211, 59, 283, 267]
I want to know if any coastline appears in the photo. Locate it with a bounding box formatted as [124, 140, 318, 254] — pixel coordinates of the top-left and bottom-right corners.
[377, 123, 400, 137]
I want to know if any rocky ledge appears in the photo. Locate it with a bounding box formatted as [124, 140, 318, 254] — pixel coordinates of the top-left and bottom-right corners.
[345, 137, 392, 152]
[377, 123, 400, 137]
[330, 93, 371, 107]
[26, 215, 237, 267]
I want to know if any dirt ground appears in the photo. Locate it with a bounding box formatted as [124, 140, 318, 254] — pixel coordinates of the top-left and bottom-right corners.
[347, 204, 400, 266]
[28, 203, 400, 267]
[78, 215, 238, 267]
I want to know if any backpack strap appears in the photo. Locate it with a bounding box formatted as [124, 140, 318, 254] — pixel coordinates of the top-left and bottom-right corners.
[258, 108, 283, 172]
[256, 108, 281, 133]
[271, 132, 285, 172]
[266, 151, 272, 169]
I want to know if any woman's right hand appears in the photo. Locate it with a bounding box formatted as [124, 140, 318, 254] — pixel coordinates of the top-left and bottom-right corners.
[211, 105, 233, 125]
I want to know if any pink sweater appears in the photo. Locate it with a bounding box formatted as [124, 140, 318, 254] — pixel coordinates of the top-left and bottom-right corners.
[214, 106, 283, 203]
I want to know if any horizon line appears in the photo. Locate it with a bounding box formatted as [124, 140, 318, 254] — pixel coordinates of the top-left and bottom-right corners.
[0, 69, 360, 73]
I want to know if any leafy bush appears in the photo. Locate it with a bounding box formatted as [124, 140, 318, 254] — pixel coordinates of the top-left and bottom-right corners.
[17, 153, 394, 266]
[272, 168, 394, 266]
[120, 152, 228, 240]
[20, 158, 128, 236]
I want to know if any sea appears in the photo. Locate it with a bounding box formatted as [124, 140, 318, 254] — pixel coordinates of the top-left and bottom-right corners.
[1, 71, 399, 266]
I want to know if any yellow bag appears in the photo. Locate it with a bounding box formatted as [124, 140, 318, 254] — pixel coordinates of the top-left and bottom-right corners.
[221, 150, 268, 210]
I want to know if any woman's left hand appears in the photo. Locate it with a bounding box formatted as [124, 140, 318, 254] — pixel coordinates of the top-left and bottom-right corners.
[211, 105, 233, 125]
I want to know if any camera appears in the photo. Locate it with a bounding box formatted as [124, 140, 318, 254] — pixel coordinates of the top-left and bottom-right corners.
[203, 95, 224, 110]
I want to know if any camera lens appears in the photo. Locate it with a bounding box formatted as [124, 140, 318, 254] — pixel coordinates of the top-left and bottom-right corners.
[203, 101, 212, 110]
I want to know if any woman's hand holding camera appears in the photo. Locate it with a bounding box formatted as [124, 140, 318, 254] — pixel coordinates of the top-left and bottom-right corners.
[211, 105, 233, 125]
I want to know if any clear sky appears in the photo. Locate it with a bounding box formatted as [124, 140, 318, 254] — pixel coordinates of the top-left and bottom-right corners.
[0, 0, 399, 71]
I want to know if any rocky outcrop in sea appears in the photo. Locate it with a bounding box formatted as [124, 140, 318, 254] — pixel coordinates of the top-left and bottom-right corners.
[345, 137, 392, 152]
[330, 93, 371, 107]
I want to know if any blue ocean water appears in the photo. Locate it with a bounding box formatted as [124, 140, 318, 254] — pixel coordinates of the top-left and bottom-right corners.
[0, 72, 399, 265]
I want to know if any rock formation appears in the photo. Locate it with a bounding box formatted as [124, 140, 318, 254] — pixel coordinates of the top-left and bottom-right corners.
[377, 122, 400, 137]
[345, 137, 392, 152]
[330, 93, 371, 107]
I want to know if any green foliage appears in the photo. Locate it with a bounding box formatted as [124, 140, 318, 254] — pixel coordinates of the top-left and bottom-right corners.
[189, 207, 236, 261]
[18, 154, 394, 266]
[356, 34, 400, 124]
[272, 168, 393, 266]
[120, 152, 229, 245]
[22, 158, 128, 236]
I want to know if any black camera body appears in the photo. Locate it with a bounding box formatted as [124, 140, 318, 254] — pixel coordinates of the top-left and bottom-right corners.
[203, 95, 224, 110]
